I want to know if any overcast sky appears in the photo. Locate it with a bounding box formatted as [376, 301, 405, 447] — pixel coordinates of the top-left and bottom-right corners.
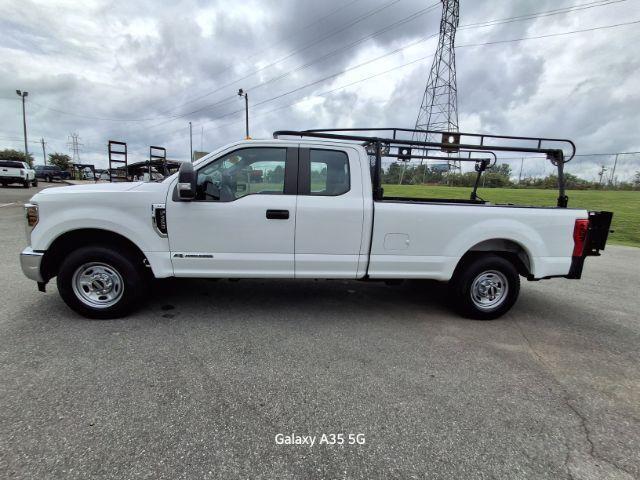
[0, 0, 639, 180]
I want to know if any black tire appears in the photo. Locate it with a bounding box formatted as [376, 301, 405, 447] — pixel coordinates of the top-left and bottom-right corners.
[56, 245, 146, 319]
[449, 254, 520, 320]
[23, 179, 29, 188]
[46, 175, 52, 182]
[32, 178, 38, 187]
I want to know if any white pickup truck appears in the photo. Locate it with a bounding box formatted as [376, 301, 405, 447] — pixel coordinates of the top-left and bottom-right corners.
[20, 128, 612, 319]
[0, 160, 37, 188]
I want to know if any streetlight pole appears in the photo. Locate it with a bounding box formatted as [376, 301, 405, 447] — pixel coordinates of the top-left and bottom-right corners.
[40, 138, 47, 165]
[16, 90, 29, 162]
[238, 88, 249, 139]
[189, 121, 193, 163]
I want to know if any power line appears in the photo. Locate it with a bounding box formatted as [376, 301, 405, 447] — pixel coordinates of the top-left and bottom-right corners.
[155, 0, 403, 115]
[140, 2, 441, 131]
[183, 16, 640, 135]
[146, 0, 622, 130]
[205, 53, 438, 132]
[146, 0, 627, 125]
[22, 0, 629, 128]
[458, 0, 626, 29]
[146, 6, 636, 141]
[457, 18, 640, 49]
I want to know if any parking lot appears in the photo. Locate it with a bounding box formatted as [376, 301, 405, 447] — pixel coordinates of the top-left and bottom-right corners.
[0, 184, 638, 479]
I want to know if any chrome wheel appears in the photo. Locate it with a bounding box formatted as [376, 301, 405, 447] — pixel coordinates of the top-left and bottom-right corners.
[470, 270, 509, 311]
[72, 262, 124, 309]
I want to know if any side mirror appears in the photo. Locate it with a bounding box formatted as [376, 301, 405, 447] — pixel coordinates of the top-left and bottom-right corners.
[177, 162, 197, 200]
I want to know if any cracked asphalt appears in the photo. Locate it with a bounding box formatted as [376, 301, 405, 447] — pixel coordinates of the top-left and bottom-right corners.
[1, 185, 639, 479]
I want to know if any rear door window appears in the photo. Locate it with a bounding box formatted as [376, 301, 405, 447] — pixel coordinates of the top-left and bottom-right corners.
[300, 149, 350, 196]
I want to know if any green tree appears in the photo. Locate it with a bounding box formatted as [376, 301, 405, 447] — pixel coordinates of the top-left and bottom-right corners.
[493, 163, 512, 178]
[0, 149, 34, 167]
[634, 171, 640, 189]
[48, 153, 71, 171]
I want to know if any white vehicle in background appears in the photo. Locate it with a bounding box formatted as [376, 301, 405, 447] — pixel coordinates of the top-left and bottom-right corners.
[19, 128, 612, 320]
[0, 160, 37, 188]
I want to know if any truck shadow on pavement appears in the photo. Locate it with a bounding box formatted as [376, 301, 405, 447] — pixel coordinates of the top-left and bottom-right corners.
[144, 278, 453, 322]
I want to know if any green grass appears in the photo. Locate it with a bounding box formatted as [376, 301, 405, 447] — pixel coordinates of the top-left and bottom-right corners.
[382, 184, 640, 248]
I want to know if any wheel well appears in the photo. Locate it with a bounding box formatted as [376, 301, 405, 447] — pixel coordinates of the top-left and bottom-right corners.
[41, 229, 147, 282]
[455, 239, 533, 279]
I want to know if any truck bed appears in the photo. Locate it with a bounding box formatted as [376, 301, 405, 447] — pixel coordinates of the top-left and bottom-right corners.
[367, 199, 588, 280]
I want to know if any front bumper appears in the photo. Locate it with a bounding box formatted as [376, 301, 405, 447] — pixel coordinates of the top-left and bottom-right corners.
[20, 247, 44, 282]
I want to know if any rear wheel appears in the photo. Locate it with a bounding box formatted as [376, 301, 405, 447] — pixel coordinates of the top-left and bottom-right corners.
[31, 178, 38, 187]
[449, 254, 520, 320]
[56, 246, 145, 319]
[22, 179, 29, 188]
[45, 175, 52, 182]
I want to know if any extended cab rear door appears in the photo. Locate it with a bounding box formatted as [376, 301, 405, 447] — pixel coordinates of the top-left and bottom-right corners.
[294, 146, 366, 278]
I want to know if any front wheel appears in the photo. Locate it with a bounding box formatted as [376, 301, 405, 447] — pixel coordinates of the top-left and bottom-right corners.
[57, 246, 145, 319]
[23, 179, 29, 188]
[31, 178, 38, 187]
[449, 254, 520, 320]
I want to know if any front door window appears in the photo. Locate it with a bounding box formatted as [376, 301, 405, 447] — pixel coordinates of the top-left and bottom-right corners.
[196, 148, 288, 202]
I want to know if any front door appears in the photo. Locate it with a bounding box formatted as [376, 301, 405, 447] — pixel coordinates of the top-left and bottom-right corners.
[166, 146, 298, 277]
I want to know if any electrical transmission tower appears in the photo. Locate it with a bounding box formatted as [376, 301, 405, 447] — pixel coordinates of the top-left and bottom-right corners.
[67, 133, 83, 164]
[414, 0, 460, 171]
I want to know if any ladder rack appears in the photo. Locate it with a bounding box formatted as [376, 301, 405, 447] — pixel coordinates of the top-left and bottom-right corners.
[274, 128, 576, 207]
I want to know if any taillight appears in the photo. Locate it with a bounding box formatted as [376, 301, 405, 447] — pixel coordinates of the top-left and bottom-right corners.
[572, 219, 589, 257]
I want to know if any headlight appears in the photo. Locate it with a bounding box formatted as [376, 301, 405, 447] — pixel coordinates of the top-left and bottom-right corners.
[24, 203, 38, 244]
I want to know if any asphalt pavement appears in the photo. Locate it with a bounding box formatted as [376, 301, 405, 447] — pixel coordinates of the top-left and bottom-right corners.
[0, 184, 638, 479]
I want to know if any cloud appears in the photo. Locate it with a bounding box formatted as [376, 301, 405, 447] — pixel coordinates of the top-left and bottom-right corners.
[0, 0, 638, 180]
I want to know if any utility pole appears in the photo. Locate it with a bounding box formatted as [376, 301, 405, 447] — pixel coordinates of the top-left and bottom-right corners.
[189, 121, 193, 163]
[609, 153, 619, 186]
[238, 88, 249, 139]
[16, 90, 29, 162]
[518, 158, 524, 184]
[40, 138, 47, 165]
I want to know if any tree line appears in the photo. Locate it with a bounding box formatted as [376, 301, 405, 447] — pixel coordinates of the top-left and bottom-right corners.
[382, 162, 640, 190]
[0, 149, 72, 170]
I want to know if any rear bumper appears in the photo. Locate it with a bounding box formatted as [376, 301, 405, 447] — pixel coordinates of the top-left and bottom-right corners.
[20, 247, 44, 282]
[0, 176, 26, 183]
